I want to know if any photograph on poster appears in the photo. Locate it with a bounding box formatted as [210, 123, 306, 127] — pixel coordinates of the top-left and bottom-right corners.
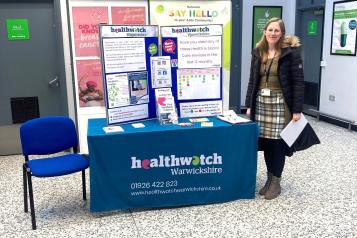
[252, 6, 282, 49]
[111, 7, 146, 25]
[179, 100, 222, 118]
[76, 60, 104, 107]
[177, 68, 220, 100]
[151, 56, 172, 88]
[102, 37, 146, 73]
[330, 0, 357, 55]
[128, 72, 149, 105]
[106, 72, 149, 109]
[178, 36, 221, 68]
[72, 7, 109, 57]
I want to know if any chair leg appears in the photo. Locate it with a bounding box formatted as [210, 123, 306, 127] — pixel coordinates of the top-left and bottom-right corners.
[27, 172, 37, 230]
[23, 164, 28, 213]
[82, 170, 86, 200]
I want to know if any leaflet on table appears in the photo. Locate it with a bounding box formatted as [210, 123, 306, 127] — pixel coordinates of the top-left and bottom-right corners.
[157, 96, 178, 125]
[189, 118, 209, 123]
[131, 123, 145, 128]
[103, 126, 124, 133]
[151, 56, 172, 88]
[201, 121, 214, 127]
[217, 110, 250, 124]
[180, 100, 222, 118]
[106, 72, 149, 108]
[177, 68, 220, 100]
[155, 88, 178, 124]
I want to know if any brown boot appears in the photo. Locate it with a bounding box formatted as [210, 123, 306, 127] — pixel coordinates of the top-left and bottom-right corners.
[259, 172, 273, 195]
[264, 176, 281, 200]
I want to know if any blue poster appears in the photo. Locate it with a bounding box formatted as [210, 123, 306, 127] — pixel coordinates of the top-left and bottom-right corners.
[99, 25, 159, 125]
[161, 25, 223, 118]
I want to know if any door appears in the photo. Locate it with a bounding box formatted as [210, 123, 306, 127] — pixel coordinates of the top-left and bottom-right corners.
[0, 1, 64, 155]
[296, 8, 324, 113]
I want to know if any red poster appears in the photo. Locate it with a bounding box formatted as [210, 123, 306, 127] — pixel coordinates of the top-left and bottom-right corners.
[72, 7, 109, 57]
[111, 7, 146, 25]
[76, 60, 104, 108]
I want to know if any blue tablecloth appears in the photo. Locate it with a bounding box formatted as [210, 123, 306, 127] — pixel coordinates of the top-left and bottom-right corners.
[87, 117, 259, 212]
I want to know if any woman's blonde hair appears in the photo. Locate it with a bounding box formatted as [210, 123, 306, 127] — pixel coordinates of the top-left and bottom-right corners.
[256, 17, 286, 63]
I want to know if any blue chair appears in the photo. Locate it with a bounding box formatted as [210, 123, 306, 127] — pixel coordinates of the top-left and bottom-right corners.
[20, 116, 89, 230]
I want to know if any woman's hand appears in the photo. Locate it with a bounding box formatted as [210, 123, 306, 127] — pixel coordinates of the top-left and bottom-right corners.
[292, 113, 301, 122]
[246, 108, 251, 115]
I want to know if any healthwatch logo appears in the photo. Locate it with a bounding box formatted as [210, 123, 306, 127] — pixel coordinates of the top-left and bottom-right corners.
[111, 26, 146, 33]
[131, 153, 222, 169]
[171, 26, 209, 33]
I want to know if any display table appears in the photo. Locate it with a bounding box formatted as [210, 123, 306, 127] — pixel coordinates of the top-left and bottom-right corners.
[87, 117, 259, 212]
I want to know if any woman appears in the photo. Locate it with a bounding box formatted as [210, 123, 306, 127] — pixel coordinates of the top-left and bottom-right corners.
[245, 18, 304, 200]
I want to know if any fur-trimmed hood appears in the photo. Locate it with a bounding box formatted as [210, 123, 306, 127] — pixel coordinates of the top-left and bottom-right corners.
[282, 35, 301, 48]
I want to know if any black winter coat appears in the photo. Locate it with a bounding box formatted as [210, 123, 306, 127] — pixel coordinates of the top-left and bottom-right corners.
[245, 44, 305, 121]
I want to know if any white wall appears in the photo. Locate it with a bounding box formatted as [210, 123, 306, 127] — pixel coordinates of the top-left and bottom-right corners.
[319, 1, 357, 123]
[240, 0, 296, 106]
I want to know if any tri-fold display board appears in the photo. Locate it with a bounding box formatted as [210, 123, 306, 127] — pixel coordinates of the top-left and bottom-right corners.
[99, 24, 223, 125]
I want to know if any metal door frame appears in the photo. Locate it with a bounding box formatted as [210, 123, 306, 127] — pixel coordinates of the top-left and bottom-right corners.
[295, 2, 325, 111]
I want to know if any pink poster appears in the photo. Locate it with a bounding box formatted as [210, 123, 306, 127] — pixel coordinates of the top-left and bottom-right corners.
[72, 7, 109, 57]
[76, 60, 104, 108]
[111, 7, 146, 25]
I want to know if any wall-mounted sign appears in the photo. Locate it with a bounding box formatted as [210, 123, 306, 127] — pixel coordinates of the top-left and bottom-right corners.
[330, 0, 357, 56]
[6, 19, 30, 40]
[308, 20, 318, 36]
[252, 6, 282, 49]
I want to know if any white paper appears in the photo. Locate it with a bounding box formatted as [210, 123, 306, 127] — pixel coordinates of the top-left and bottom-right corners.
[103, 126, 124, 133]
[177, 68, 220, 100]
[131, 123, 145, 128]
[217, 110, 250, 124]
[280, 114, 308, 147]
[108, 104, 149, 125]
[151, 56, 172, 88]
[201, 122, 213, 127]
[189, 118, 209, 123]
[180, 100, 222, 118]
[103, 38, 146, 73]
[155, 87, 173, 98]
[178, 36, 221, 69]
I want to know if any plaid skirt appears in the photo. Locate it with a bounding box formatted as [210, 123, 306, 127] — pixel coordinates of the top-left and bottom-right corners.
[255, 90, 287, 139]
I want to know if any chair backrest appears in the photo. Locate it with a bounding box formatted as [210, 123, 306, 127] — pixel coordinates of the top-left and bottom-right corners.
[20, 116, 78, 156]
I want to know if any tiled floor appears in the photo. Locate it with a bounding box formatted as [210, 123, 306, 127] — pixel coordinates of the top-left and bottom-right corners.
[0, 117, 356, 237]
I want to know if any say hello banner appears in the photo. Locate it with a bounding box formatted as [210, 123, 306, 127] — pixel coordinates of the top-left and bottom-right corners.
[149, 1, 232, 110]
